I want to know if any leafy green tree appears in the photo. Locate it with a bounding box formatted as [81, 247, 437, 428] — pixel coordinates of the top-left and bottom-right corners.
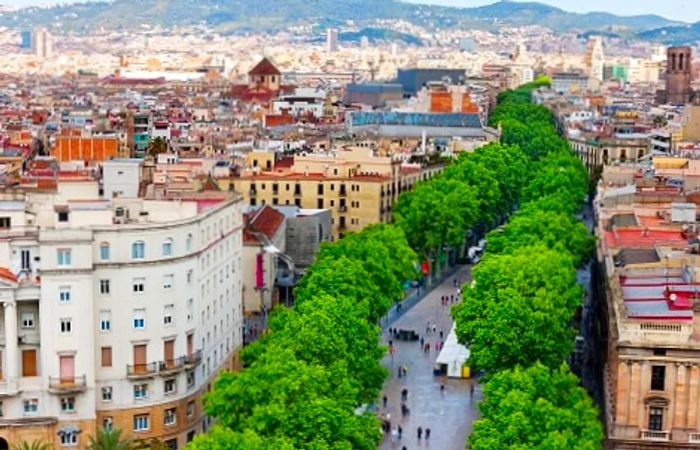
[201, 349, 380, 450]
[469, 363, 603, 450]
[485, 208, 593, 263]
[147, 136, 168, 157]
[394, 177, 478, 257]
[453, 247, 581, 374]
[11, 442, 51, 450]
[88, 428, 136, 450]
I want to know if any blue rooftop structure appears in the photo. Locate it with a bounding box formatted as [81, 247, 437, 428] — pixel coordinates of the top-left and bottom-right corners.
[349, 112, 482, 128]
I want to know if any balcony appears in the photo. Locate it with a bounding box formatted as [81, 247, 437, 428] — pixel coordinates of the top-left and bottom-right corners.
[184, 350, 202, 368]
[158, 359, 184, 375]
[690, 433, 700, 443]
[640, 430, 670, 442]
[338, 205, 347, 213]
[48, 376, 86, 394]
[339, 188, 347, 197]
[127, 363, 158, 379]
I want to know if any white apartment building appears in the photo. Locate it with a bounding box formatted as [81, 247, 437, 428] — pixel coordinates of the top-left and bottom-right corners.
[0, 181, 244, 449]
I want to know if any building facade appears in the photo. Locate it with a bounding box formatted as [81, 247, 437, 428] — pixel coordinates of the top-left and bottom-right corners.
[0, 186, 244, 449]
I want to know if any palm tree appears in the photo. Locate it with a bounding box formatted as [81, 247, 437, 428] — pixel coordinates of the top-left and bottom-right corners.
[87, 428, 136, 450]
[12, 441, 52, 450]
[147, 136, 168, 157]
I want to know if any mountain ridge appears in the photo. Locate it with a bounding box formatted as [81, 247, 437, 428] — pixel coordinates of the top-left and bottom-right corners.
[0, 0, 684, 37]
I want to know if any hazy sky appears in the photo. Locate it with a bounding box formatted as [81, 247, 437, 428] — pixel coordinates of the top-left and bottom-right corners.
[7, 0, 700, 22]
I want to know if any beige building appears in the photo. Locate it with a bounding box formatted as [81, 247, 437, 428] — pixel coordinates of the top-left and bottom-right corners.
[597, 161, 700, 449]
[227, 147, 442, 238]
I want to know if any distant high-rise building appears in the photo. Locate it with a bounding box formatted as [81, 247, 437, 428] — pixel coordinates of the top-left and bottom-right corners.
[326, 28, 338, 53]
[360, 36, 369, 49]
[31, 27, 52, 59]
[584, 36, 605, 82]
[19, 30, 31, 49]
[666, 46, 693, 105]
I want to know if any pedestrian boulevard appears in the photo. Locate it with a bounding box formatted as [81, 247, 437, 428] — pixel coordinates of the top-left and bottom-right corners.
[379, 265, 481, 450]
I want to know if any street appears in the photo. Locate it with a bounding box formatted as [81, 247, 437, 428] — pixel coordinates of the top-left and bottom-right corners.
[378, 265, 481, 450]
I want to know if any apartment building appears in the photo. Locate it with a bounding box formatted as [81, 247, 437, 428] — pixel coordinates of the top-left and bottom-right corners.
[596, 158, 700, 449]
[0, 181, 244, 449]
[228, 147, 442, 238]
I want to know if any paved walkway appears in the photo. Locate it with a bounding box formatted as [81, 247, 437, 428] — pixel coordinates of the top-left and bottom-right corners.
[378, 265, 481, 450]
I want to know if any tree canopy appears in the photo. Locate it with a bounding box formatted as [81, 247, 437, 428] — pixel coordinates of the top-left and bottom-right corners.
[469, 363, 603, 450]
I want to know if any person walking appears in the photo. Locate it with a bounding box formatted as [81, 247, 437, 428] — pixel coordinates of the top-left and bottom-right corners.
[402, 365, 408, 377]
[382, 395, 388, 408]
[425, 428, 431, 440]
[420, 336, 424, 347]
[398, 425, 403, 440]
[401, 388, 408, 401]
[426, 322, 431, 334]
[391, 427, 398, 442]
[417, 426, 423, 440]
[470, 383, 476, 398]
[439, 330, 444, 340]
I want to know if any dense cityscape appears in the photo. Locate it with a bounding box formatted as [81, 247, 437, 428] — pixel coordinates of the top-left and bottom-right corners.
[0, 0, 698, 449]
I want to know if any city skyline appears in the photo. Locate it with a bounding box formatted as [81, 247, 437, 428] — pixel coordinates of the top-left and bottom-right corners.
[8, 0, 700, 22]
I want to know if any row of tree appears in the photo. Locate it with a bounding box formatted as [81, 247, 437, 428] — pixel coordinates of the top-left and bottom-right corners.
[452, 80, 604, 449]
[189, 224, 417, 449]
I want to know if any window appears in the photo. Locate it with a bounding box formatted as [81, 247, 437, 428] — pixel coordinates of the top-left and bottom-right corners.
[186, 233, 193, 252]
[60, 396, 75, 413]
[164, 378, 176, 395]
[21, 312, 35, 328]
[57, 249, 72, 266]
[187, 431, 195, 443]
[162, 238, 173, 256]
[165, 438, 177, 450]
[100, 279, 110, 295]
[187, 270, 193, 284]
[59, 286, 71, 303]
[101, 347, 112, 368]
[99, 311, 111, 332]
[133, 414, 150, 431]
[0, 217, 11, 228]
[187, 299, 193, 322]
[186, 370, 195, 388]
[163, 304, 174, 326]
[103, 416, 114, 430]
[133, 309, 145, 329]
[60, 318, 72, 333]
[649, 406, 664, 431]
[99, 243, 110, 261]
[163, 274, 173, 290]
[60, 430, 78, 446]
[101, 386, 112, 402]
[131, 241, 145, 259]
[58, 211, 69, 222]
[132, 278, 145, 293]
[23, 398, 38, 414]
[187, 401, 195, 418]
[133, 384, 148, 400]
[164, 407, 177, 426]
[651, 365, 666, 391]
[653, 348, 667, 356]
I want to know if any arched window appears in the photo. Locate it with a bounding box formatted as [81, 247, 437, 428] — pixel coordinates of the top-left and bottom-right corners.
[132, 241, 145, 259]
[99, 242, 110, 261]
[162, 238, 173, 256]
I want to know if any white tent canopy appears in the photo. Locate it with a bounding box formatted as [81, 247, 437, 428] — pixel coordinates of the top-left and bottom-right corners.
[436, 324, 470, 378]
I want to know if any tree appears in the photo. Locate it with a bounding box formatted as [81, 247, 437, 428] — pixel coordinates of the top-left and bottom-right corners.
[453, 247, 581, 374]
[485, 208, 593, 263]
[201, 349, 380, 450]
[87, 428, 136, 450]
[469, 363, 603, 450]
[147, 136, 168, 157]
[12, 441, 52, 450]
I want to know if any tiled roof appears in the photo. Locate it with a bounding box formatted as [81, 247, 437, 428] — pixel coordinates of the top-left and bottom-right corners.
[248, 58, 281, 76]
[243, 205, 285, 245]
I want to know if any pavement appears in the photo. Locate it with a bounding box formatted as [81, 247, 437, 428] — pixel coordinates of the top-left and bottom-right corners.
[378, 265, 482, 450]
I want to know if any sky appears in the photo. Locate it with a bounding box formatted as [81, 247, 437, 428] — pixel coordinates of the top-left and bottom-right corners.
[6, 0, 700, 22]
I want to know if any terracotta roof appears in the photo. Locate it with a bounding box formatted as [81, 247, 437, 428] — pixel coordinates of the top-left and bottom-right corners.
[248, 58, 281, 76]
[243, 205, 285, 245]
[0, 267, 17, 283]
